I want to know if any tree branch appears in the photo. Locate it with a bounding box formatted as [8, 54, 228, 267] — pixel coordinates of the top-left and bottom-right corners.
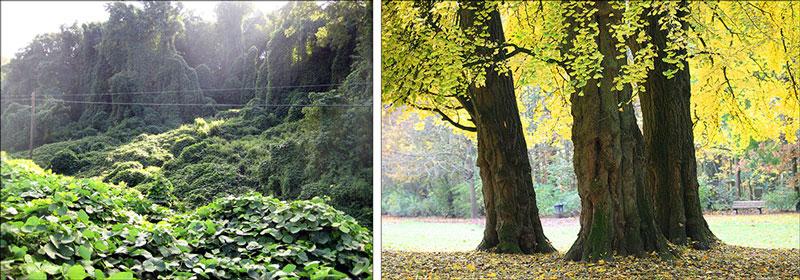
[409, 103, 477, 132]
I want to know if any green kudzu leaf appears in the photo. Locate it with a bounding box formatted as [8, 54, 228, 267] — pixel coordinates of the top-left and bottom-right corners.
[107, 271, 133, 280]
[77, 210, 90, 223]
[41, 261, 61, 274]
[78, 245, 92, 260]
[93, 241, 108, 252]
[58, 244, 75, 258]
[143, 259, 157, 272]
[28, 271, 47, 280]
[219, 235, 234, 243]
[66, 264, 87, 280]
[22, 216, 41, 233]
[282, 264, 297, 273]
[131, 248, 153, 259]
[10, 245, 27, 258]
[246, 241, 263, 251]
[43, 243, 59, 259]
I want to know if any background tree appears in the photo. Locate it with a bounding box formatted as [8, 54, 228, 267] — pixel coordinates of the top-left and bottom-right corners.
[382, 110, 481, 218]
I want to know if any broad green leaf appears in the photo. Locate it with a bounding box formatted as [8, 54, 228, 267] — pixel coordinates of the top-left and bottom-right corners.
[77, 245, 92, 261]
[65, 264, 87, 280]
[28, 271, 47, 280]
[108, 271, 133, 280]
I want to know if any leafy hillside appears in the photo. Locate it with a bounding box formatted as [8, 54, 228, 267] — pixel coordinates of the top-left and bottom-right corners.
[0, 153, 372, 279]
[0, 2, 372, 226]
[20, 96, 372, 226]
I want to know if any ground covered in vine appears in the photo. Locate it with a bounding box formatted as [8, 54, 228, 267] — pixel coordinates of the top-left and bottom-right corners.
[382, 246, 799, 279]
[0, 153, 372, 279]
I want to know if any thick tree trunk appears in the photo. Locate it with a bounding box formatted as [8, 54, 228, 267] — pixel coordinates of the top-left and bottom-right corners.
[564, 1, 672, 261]
[639, 0, 717, 249]
[458, 2, 555, 254]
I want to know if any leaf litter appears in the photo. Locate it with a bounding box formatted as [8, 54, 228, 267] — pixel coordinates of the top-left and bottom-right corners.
[383, 245, 799, 279]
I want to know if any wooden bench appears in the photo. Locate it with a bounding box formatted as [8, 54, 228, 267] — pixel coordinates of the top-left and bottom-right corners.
[732, 200, 766, 214]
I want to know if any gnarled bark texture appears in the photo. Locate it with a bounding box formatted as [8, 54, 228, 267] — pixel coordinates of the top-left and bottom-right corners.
[639, 0, 717, 249]
[457, 1, 555, 254]
[564, 1, 672, 261]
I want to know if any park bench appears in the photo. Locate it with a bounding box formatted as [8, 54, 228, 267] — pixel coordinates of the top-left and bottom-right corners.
[731, 200, 766, 214]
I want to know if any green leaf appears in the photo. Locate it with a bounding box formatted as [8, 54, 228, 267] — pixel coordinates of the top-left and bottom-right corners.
[77, 210, 90, 223]
[93, 241, 108, 252]
[219, 235, 234, 243]
[10, 245, 27, 258]
[282, 264, 297, 273]
[66, 264, 87, 280]
[28, 271, 47, 280]
[43, 243, 59, 259]
[143, 259, 157, 272]
[108, 271, 133, 280]
[78, 245, 92, 260]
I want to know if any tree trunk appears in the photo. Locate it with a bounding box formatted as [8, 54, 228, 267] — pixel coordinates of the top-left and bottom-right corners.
[639, 0, 717, 249]
[564, 1, 672, 261]
[458, 1, 555, 254]
[736, 165, 742, 199]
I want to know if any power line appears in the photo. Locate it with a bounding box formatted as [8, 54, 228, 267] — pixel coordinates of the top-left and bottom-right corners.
[0, 82, 370, 98]
[2, 99, 371, 108]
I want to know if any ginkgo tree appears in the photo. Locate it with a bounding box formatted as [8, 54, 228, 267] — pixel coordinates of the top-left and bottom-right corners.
[383, 0, 798, 261]
[502, 0, 798, 260]
[383, 0, 555, 254]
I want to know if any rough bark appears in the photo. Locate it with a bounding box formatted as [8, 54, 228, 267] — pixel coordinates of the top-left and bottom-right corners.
[564, 1, 672, 261]
[639, 0, 718, 249]
[457, 1, 555, 254]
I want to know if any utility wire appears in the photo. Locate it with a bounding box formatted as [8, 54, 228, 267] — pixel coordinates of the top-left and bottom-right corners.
[0, 99, 371, 108]
[0, 82, 370, 98]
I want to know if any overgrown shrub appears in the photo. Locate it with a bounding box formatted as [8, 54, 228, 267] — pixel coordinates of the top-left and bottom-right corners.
[105, 161, 160, 187]
[169, 162, 250, 207]
[107, 135, 174, 167]
[0, 153, 372, 279]
[764, 188, 800, 211]
[381, 188, 429, 217]
[299, 179, 373, 227]
[48, 149, 85, 175]
[135, 173, 177, 208]
[699, 181, 738, 211]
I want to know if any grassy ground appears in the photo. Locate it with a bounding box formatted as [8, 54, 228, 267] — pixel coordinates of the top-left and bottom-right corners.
[382, 213, 800, 252]
[382, 214, 800, 279]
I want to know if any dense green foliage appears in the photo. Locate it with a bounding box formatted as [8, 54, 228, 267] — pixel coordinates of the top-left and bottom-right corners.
[1, 1, 372, 226]
[0, 153, 372, 279]
[16, 107, 372, 227]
